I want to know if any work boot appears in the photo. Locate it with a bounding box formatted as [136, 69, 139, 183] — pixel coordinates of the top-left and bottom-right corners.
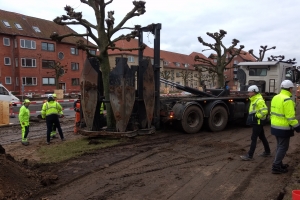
[21, 141, 29, 146]
[272, 166, 288, 174]
[51, 135, 57, 139]
[240, 154, 253, 161]
[61, 138, 66, 141]
[258, 152, 271, 157]
[281, 164, 289, 169]
[46, 142, 50, 145]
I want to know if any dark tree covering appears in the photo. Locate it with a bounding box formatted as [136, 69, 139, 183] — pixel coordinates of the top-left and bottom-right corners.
[46, 61, 68, 89]
[194, 29, 245, 88]
[248, 45, 276, 61]
[268, 55, 296, 63]
[51, 0, 147, 128]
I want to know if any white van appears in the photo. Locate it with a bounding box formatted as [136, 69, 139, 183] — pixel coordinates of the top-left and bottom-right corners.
[0, 84, 20, 104]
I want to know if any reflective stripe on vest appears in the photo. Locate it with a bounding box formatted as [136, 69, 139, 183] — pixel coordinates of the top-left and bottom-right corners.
[45, 102, 59, 116]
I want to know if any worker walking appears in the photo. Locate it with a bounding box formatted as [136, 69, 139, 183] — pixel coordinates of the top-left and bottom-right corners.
[240, 85, 270, 161]
[73, 94, 81, 133]
[19, 99, 31, 146]
[41, 94, 65, 145]
[50, 93, 62, 138]
[270, 80, 300, 174]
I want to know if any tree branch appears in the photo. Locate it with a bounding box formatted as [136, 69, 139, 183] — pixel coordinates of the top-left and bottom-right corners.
[110, 1, 146, 37]
[105, 0, 113, 6]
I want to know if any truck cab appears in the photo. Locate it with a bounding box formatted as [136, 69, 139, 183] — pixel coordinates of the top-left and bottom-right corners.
[0, 84, 20, 104]
[237, 61, 298, 96]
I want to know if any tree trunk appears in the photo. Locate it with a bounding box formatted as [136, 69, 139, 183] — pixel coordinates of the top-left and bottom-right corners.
[216, 71, 224, 89]
[100, 53, 116, 130]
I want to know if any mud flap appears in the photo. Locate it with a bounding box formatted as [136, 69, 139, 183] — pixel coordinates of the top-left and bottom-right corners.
[109, 58, 135, 132]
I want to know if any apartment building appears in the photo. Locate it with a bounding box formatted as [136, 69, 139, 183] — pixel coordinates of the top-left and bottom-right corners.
[0, 9, 95, 96]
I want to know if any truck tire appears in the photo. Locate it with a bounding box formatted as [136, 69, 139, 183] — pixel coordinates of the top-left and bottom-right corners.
[181, 105, 203, 134]
[208, 106, 228, 132]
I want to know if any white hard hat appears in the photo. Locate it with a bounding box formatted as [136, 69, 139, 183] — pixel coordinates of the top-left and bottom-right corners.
[47, 94, 53, 98]
[281, 80, 294, 89]
[248, 85, 259, 92]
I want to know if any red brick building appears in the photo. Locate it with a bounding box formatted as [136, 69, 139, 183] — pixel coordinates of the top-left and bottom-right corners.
[0, 9, 95, 96]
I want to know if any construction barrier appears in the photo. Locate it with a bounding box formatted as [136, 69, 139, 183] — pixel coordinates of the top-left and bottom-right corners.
[0, 101, 9, 126]
[9, 103, 15, 118]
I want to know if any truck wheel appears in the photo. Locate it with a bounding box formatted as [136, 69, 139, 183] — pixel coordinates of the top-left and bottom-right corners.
[181, 105, 203, 134]
[208, 106, 228, 132]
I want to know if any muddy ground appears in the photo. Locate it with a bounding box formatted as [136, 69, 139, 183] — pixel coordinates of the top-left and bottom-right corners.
[1, 115, 300, 200]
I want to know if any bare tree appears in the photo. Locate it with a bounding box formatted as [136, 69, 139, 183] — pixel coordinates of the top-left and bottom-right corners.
[51, 1, 147, 128]
[46, 61, 68, 89]
[194, 30, 245, 88]
[248, 45, 276, 61]
[268, 55, 296, 63]
[179, 70, 193, 86]
[160, 70, 171, 91]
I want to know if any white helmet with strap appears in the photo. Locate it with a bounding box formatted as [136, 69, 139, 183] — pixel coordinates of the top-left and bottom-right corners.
[281, 80, 294, 89]
[248, 85, 259, 92]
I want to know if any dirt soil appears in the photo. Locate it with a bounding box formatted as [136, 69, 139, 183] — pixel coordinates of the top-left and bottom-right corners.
[1, 114, 300, 200]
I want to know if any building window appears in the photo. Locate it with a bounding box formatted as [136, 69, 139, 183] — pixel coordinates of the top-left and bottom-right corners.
[4, 57, 11, 65]
[71, 78, 80, 85]
[70, 47, 78, 55]
[234, 60, 239, 64]
[163, 61, 168, 66]
[175, 62, 180, 67]
[22, 77, 37, 85]
[2, 20, 11, 28]
[42, 60, 54, 68]
[3, 38, 10, 46]
[5, 77, 11, 84]
[58, 52, 64, 60]
[176, 72, 180, 77]
[21, 58, 36, 67]
[20, 39, 36, 49]
[213, 59, 217, 63]
[42, 77, 55, 85]
[15, 58, 18, 67]
[89, 50, 96, 55]
[15, 23, 22, 30]
[128, 56, 134, 62]
[184, 64, 189, 68]
[32, 26, 41, 32]
[16, 77, 19, 86]
[71, 63, 79, 71]
[41, 42, 55, 51]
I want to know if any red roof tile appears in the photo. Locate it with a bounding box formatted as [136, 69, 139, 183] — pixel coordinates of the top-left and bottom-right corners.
[0, 9, 93, 45]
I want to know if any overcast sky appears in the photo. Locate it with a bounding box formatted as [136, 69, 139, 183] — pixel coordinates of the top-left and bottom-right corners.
[1, 0, 300, 62]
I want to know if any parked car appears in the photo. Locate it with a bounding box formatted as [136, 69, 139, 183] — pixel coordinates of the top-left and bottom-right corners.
[0, 84, 20, 104]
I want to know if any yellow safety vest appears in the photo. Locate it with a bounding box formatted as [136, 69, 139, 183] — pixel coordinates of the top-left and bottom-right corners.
[248, 93, 268, 125]
[270, 89, 299, 130]
[100, 102, 104, 115]
[41, 101, 63, 118]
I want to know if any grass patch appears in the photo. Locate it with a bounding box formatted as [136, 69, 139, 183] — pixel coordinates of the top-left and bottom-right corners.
[37, 138, 120, 164]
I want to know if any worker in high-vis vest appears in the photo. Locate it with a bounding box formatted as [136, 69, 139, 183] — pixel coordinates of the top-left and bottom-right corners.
[73, 94, 81, 133]
[41, 94, 65, 145]
[19, 99, 31, 146]
[240, 85, 270, 161]
[270, 80, 300, 174]
[50, 93, 59, 138]
[99, 101, 107, 129]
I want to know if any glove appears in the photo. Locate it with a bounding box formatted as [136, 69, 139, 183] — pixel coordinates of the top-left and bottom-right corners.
[22, 122, 25, 125]
[294, 125, 300, 133]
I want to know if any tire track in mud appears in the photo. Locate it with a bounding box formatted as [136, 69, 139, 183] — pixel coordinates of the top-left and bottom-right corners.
[37, 124, 253, 199]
